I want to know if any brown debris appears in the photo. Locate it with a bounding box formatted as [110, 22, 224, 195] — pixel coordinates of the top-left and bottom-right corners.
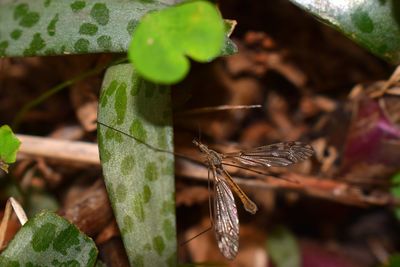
[98, 237, 130, 267]
[1, 1, 400, 265]
[176, 157, 397, 207]
[59, 180, 113, 237]
[176, 183, 209, 207]
[70, 77, 100, 132]
[96, 220, 121, 245]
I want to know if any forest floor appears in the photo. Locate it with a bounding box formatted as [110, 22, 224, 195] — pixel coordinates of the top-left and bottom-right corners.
[1, 0, 399, 266]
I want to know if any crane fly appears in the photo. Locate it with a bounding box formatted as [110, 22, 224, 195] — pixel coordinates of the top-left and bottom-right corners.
[193, 140, 314, 260]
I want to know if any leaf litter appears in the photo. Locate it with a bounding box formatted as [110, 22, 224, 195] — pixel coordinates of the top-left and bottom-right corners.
[0, 1, 399, 266]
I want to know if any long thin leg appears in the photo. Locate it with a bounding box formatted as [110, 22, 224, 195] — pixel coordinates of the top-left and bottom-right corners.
[179, 168, 214, 247]
[207, 168, 214, 226]
[219, 167, 258, 214]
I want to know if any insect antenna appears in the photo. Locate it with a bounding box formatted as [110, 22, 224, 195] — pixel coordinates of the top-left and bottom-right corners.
[97, 120, 172, 153]
[197, 129, 214, 225]
[197, 123, 202, 145]
[97, 120, 194, 161]
[196, 130, 218, 229]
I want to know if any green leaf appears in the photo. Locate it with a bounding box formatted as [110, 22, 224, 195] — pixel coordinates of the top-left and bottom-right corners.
[0, 0, 167, 57]
[97, 63, 176, 266]
[387, 253, 400, 267]
[266, 226, 300, 267]
[391, 172, 400, 185]
[0, 0, 235, 59]
[220, 36, 237, 57]
[390, 172, 400, 220]
[128, 0, 225, 84]
[289, 0, 400, 64]
[0, 211, 97, 267]
[0, 125, 21, 173]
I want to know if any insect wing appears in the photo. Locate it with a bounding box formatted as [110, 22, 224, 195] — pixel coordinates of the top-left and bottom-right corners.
[222, 141, 314, 167]
[214, 175, 239, 260]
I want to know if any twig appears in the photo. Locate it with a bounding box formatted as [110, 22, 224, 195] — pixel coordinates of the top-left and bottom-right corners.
[176, 104, 262, 116]
[12, 57, 127, 130]
[176, 157, 398, 207]
[15, 134, 397, 207]
[16, 134, 99, 165]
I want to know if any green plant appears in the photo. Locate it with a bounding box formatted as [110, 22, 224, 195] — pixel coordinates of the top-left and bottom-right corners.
[266, 226, 300, 267]
[0, 212, 98, 266]
[128, 1, 226, 83]
[98, 64, 176, 265]
[0, 0, 233, 265]
[0, 125, 20, 173]
[289, 0, 400, 63]
[2, 0, 400, 265]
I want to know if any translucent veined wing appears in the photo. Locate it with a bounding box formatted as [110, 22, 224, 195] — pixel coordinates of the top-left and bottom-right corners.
[213, 171, 239, 260]
[222, 141, 314, 167]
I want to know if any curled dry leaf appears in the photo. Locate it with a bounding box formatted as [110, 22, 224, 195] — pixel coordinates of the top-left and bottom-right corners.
[343, 91, 400, 171]
[0, 198, 27, 251]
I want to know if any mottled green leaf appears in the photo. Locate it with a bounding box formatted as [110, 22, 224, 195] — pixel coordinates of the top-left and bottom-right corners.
[266, 226, 300, 267]
[128, 1, 225, 84]
[0, 212, 97, 267]
[0, 0, 236, 59]
[0, 125, 21, 173]
[289, 0, 400, 64]
[0, 0, 167, 57]
[98, 63, 176, 266]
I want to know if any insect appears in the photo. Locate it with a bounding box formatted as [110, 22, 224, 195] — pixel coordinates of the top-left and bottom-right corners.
[193, 140, 314, 260]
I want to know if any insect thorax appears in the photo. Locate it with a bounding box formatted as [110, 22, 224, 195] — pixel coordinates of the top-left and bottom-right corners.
[207, 150, 223, 167]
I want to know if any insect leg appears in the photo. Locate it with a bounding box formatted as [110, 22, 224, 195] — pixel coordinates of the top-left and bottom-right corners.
[217, 168, 258, 214]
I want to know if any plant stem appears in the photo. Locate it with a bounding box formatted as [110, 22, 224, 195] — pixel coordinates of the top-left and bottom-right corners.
[12, 57, 127, 130]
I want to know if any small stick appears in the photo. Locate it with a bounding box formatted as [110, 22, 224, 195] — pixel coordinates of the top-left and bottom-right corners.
[177, 104, 262, 116]
[16, 134, 100, 165]
[15, 134, 397, 207]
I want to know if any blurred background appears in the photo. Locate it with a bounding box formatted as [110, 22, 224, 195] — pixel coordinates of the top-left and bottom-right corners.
[1, 0, 400, 266]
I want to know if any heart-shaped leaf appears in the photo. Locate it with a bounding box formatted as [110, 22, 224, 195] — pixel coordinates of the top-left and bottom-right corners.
[128, 0, 225, 84]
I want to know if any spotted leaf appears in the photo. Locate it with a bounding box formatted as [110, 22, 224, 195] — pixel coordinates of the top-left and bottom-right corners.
[289, 0, 400, 64]
[97, 63, 176, 266]
[0, 212, 97, 267]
